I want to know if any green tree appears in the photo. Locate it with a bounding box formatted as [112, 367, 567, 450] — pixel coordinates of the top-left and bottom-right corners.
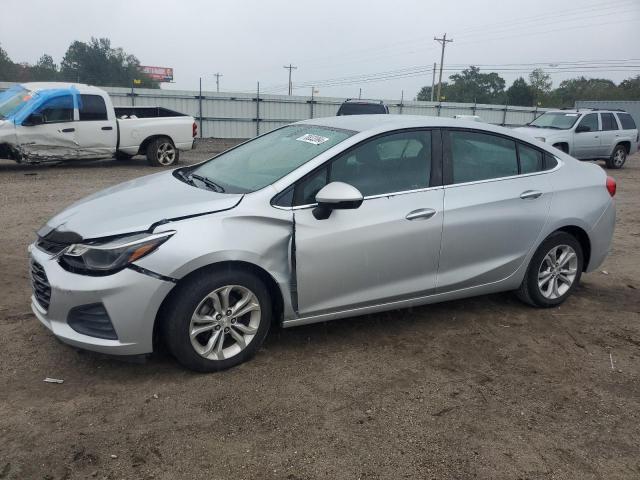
[528, 68, 552, 105]
[619, 75, 640, 99]
[30, 54, 59, 81]
[506, 77, 534, 107]
[551, 77, 619, 107]
[421, 66, 506, 103]
[416, 83, 449, 102]
[0, 43, 18, 81]
[60, 37, 158, 88]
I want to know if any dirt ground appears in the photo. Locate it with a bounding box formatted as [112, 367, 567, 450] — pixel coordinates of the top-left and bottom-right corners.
[0, 141, 639, 480]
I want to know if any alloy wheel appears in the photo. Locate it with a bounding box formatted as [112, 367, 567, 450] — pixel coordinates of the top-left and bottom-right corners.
[157, 143, 176, 165]
[189, 285, 261, 360]
[613, 148, 626, 167]
[537, 245, 578, 300]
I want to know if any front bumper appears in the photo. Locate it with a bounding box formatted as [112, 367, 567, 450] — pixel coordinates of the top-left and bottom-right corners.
[29, 244, 175, 355]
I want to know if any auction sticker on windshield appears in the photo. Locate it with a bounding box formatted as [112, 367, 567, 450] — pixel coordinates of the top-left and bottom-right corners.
[296, 134, 329, 145]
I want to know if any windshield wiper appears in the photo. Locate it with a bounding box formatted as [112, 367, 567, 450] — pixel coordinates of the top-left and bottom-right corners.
[176, 169, 195, 185]
[189, 173, 225, 193]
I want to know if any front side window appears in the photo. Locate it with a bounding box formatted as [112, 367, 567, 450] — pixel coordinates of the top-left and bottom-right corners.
[529, 112, 580, 130]
[450, 131, 518, 183]
[293, 130, 431, 205]
[600, 113, 618, 131]
[616, 112, 637, 130]
[33, 95, 74, 123]
[191, 125, 355, 193]
[578, 113, 598, 132]
[79, 94, 108, 121]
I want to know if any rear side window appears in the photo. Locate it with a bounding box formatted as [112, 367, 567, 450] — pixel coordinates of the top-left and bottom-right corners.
[518, 143, 543, 174]
[79, 94, 108, 121]
[617, 113, 637, 130]
[450, 131, 518, 183]
[600, 113, 618, 131]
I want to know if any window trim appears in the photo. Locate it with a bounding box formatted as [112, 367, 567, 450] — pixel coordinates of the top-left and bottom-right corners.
[271, 127, 443, 210]
[442, 127, 561, 187]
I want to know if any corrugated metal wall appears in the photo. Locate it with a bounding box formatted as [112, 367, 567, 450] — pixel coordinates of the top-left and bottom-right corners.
[1, 81, 548, 138]
[575, 100, 640, 128]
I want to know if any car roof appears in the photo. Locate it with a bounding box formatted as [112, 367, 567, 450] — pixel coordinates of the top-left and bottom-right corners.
[544, 109, 627, 114]
[20, 82, 105, 95]
[341, 99, 385, 104]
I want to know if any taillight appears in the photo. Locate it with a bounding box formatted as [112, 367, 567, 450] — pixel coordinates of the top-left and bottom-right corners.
[606, 176, 616, 197]
[192, 121, 198, 138]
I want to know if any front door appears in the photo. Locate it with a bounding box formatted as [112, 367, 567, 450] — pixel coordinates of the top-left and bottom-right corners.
[438, 130, 552, 292]
[573, 113, 600, 159]
[16, 93, 78, 162]
[293, 129, 444, 316]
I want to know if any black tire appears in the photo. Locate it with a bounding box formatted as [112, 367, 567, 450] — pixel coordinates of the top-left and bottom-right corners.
[146, 137, 179, 167]
[606, 144, 627, 169]
[516, 231, 583, 308]
[162, 268, 272, 372]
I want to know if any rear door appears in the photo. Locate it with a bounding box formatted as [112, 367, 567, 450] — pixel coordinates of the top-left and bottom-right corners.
[573, 113, 600, 159]
[74, 93, 117, 159]
[598, 112, 619, 157]
[437, 129, 552, 292]
[292, 129, 444, 315]
[15, 93, 78, 161]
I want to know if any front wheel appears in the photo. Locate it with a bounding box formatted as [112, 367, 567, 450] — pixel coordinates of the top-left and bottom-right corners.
[606, 145, 627, 169]
[146, 137, 179, 167]
[516, 232, 583, 308]
[162, 268, 271, 372]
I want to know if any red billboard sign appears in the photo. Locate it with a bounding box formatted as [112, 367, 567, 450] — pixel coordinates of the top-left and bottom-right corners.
[140, 66, 174, 82]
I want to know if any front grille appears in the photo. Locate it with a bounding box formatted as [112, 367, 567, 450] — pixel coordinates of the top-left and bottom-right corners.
[31, 262, 51, 311]
[36, 238, 68, 255]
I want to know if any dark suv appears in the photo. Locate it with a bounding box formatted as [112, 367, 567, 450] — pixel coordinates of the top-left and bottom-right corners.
[336, 99, 389, 116]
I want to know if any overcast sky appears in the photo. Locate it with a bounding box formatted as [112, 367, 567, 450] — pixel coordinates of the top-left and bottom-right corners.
[2, 0, 638, 99]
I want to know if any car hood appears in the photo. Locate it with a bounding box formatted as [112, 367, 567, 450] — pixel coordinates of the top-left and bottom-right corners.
[514, 126, 566, 138]
[40, 170, 243, 240]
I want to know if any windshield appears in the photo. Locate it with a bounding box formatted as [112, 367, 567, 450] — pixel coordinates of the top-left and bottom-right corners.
[529, 112, 581, 130]
[0, 86, 33, 119]
[190, 124, 355, 193]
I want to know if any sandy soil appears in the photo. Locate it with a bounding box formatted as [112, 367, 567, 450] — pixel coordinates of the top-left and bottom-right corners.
[0, 142, 638, 480]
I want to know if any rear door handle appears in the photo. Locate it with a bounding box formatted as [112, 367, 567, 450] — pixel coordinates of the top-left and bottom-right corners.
[101, 126, 113, 131]
[406, 208, 436, 221]
[59, 127, 75, 133]
[520, 190, 542, 200]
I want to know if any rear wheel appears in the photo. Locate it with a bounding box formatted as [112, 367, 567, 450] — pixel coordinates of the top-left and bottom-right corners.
[606, 144, 627, 169]
[162, 268, 271, 372]
[146, 137, 179, 167]
[516, 232, 583, 308]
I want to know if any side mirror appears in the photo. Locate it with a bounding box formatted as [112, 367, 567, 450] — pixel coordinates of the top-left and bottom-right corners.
[313, 182, 363, 220]
[23, 113, 44, 126]
[575, 124, 591, 133]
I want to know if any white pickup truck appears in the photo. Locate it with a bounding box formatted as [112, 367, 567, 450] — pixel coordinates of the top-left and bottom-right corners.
[0, 82, 196, 167]
[515, 108, 638, 169]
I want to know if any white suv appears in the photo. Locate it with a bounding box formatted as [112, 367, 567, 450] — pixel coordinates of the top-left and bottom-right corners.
[515, 109, 638, 169]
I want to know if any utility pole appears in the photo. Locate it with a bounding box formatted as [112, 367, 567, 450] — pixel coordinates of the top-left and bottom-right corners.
[358, 88, 362, 99]
[213, 73, 223, 92]
[430, 62, 436, 102]
[434, 33, 453, 102]
[283, 64, 297, 96]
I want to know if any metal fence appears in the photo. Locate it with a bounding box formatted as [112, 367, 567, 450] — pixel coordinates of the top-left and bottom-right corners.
[1, 81, 548, 138]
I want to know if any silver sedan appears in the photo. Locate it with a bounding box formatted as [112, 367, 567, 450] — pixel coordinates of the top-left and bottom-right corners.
[30, 115, 616, 371]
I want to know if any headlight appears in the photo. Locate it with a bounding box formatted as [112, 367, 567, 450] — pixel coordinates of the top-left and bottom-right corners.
[59, 231, 175, 275]
[534, 137, 546, 142]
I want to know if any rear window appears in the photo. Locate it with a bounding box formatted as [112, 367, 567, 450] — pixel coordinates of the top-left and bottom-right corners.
[79, 94, 108, 121]
[600, 113, 618, 131]
[617, 112, 637, 130]
[337, 103, 387, 116]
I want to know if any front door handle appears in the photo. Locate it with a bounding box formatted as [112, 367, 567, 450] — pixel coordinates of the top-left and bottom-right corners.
[59, 127, 75, 133]
[101, 126, 113, 131]
[406, 208, 436, 221]
[520, 190, 542, 200]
